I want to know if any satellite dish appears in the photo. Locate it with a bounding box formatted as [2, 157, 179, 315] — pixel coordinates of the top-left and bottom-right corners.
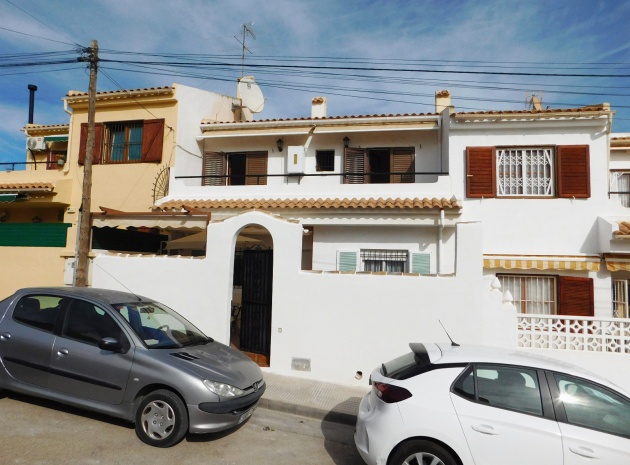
[237, 76, 265, 113]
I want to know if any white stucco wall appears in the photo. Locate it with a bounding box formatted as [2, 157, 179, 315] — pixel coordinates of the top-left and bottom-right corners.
[163, 128, 453, 202]
[452, 119, 625, 255]
[170, 84, 242, 187]
[311, 224, 456, 274]
[92, 212, 489, 385]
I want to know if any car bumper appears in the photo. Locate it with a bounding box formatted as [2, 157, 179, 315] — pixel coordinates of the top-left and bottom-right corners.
[187, 383, 265, 434]
[354, 390, 402, 465]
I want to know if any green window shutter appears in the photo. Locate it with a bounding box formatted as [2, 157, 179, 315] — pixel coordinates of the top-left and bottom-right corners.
[338, 251, 357, 272]
[411, 253, 431, 274]
[0, 223, 71, 247]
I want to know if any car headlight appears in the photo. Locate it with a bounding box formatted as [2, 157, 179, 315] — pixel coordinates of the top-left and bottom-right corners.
[203, 380, 244, 397]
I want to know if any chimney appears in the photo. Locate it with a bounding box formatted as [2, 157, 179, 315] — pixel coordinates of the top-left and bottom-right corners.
[311, 96, 327, 118]
[28, 84, 37, 124]
[435, 90, 452, 114]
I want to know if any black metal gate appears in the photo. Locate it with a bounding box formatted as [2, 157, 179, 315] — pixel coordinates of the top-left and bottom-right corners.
[239, 249, 273, 357]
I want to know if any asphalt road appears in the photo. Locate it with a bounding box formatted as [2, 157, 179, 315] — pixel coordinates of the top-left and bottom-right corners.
[0, 391, 365, 465]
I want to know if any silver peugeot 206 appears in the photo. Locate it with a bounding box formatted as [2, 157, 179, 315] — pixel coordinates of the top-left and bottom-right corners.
[0, 287, 265, 447]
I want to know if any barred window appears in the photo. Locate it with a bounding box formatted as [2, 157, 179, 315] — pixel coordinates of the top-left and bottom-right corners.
[499, 275, 557, 314]
[316, 150, 335, 171]
[361, 249, 407, 272]
[105, 122, 143, 163]
[497, 148, 554, 197]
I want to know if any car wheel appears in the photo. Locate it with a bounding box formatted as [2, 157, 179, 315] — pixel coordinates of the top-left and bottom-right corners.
[389, 440, 457, 465]
[135, 389, 188, 447]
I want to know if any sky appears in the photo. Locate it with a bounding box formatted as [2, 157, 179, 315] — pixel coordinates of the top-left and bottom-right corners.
[0, 0, 629, 167]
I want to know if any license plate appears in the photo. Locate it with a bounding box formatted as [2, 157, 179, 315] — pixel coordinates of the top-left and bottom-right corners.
[239, 407, 255, 424]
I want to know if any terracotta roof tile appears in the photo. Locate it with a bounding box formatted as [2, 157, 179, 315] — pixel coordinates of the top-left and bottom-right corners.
[614, 221, 630, 237]
[201, 112, 438, 125]
[0, 182, 54, 191]
[454, 105, 609, 117]
[66, 86, 174, 98]
[158, 197, 461, 211]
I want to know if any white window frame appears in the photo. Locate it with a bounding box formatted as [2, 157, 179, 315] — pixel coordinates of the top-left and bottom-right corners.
[499, 274, 557, 315]
[497, 148, 554, 197]
[610, 171, 630, 207]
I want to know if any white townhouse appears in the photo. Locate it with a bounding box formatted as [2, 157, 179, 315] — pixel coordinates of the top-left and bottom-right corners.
[90, 92, 630, 387]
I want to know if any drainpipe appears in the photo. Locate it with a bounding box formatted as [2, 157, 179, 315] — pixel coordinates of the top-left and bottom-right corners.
[62, 97, 73, 174]
[437, 209, 445, 275]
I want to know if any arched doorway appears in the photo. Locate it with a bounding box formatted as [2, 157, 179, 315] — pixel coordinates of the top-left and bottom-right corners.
[230, 225, 273, 366]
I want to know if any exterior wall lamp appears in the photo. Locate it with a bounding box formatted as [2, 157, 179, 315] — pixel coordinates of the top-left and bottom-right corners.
[277, 138, 284, 152]
[343, 136, 350, 148]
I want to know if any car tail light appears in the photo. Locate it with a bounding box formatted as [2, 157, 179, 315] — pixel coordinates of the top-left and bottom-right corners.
[373, 381, 412, 403]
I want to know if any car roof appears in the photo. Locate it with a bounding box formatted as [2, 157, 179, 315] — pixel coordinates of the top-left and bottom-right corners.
[415, 342, 626, 393]
[11, 286, 151, 305]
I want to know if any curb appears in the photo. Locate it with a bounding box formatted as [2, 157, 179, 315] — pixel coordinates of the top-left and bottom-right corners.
[258, 397, 358, 426]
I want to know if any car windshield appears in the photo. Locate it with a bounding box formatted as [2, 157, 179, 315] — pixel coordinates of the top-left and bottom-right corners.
[113, 301, 210, 349]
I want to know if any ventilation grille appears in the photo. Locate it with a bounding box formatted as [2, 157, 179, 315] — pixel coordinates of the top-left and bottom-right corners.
[170, 352, 200, 361]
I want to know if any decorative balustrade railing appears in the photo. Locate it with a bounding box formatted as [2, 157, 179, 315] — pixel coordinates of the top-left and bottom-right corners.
[517, 314, 630, 354]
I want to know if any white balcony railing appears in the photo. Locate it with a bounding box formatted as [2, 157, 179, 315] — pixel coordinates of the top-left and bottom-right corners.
[517, 314, 630, 354]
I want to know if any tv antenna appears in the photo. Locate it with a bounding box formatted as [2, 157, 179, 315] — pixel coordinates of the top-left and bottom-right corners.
[235, 22, 256, 78]
[526, 91, 544, 110]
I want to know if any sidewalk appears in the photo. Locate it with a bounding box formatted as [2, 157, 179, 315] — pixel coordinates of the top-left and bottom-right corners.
[258, 372, 371, 425]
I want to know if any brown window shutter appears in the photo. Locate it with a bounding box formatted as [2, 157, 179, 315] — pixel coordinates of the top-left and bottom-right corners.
[557, 145, 590, 198]
[558, 276, 594, 316]
[245, 151, 268, 185]
[202, 152, 226, 186]
[344, 148, 366, 184]
[78, 122, 103, 165]
[141, 119, 165, 162]
[391, 147, 414, 183]
[466, 147, 495, 198]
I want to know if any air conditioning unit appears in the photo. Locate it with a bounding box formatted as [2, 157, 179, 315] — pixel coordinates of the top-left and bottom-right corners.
[26, 136, 46, 151]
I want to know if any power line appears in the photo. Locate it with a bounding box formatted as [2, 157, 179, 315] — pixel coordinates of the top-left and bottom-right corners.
[1, 0, 82, 47]
[98, 57, 630, 78]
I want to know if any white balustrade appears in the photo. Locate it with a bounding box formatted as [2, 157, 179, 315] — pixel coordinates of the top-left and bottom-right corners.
[517, 314, 630, 354]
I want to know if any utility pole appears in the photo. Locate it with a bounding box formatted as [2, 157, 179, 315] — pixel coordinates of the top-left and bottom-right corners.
[75, 40, 98, 287]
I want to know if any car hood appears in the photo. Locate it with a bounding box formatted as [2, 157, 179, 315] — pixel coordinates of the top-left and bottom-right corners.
[161, 341, 262, 389]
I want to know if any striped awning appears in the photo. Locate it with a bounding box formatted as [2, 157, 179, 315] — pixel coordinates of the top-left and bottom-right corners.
[605, 258, 630, 272]
[483, 255, 600, 271]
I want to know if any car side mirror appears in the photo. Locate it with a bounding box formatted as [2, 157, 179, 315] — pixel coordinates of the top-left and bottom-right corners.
[99, 337, 123, 352]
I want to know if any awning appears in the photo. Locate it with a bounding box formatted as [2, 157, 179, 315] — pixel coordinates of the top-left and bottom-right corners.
[483, 255, 600, 271]
[43, 135, 68, 142]
[165, 231, 207, 250]
[93, 216, 207, 230]
[605, 258, 630, 272]
[0, 193, 17, 203]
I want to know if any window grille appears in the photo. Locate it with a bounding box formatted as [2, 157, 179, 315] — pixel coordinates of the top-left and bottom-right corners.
[316, 150, 335, 171]
[610, 172, 630, 207]
[612, 279, 629, 318]
[497, 148, 554, 197]
[105, 122, 143, 163]
[499, 275, 556, 314]
[361, 249, 407, 272]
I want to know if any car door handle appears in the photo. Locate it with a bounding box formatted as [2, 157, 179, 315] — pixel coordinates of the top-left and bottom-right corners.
[57, 348, 69, 356]
[0, 332, 10, 340]
[471, 424, 499, 435]
[569, 445, 600, 459]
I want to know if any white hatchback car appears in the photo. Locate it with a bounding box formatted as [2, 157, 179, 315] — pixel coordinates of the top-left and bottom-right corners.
[355, 343, 630, 465]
